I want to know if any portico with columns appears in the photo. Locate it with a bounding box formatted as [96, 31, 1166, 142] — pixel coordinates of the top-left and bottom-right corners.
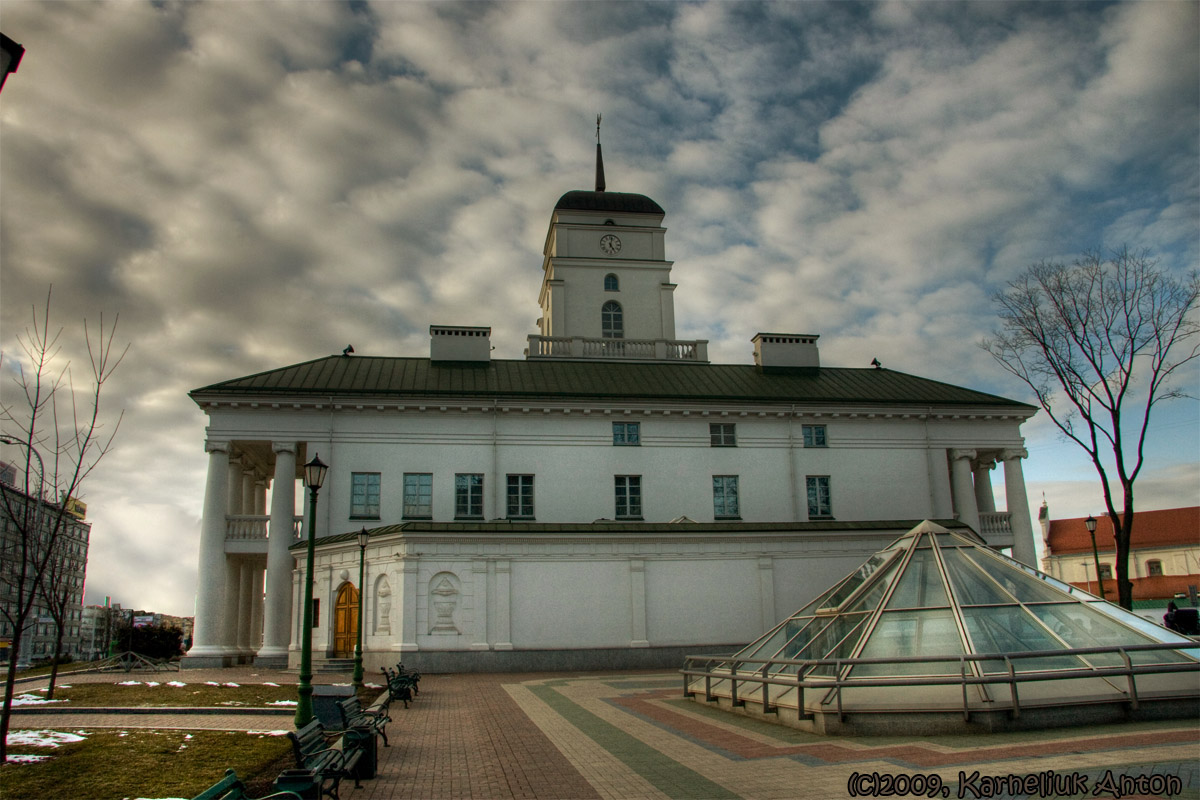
[184, 440, 302, 668]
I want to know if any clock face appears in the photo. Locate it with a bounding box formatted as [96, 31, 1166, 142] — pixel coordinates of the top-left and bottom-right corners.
[599, 234, 622, 256]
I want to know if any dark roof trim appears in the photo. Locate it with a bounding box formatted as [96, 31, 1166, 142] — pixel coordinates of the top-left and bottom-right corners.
[555, 190, 664, 215]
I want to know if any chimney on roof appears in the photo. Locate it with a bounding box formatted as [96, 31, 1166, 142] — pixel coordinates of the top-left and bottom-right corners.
[752, 333, 820, 369]
[430, 325, 492, 363]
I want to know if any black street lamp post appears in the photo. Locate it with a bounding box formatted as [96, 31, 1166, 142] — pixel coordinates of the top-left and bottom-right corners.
[353, 526, 369, 690]
[1085, 514, 1106, 600]
[294, 453, 328, 728]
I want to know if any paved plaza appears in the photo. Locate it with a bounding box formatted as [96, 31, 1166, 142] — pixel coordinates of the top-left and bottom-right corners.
[8, 667, 1199, 799]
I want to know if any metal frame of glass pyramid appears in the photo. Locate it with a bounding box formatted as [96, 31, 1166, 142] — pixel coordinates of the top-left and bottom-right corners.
[685, 521, 1199, 734]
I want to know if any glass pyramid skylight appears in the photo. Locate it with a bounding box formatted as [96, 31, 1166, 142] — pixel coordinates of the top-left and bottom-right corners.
[691, 521, 1198, 725]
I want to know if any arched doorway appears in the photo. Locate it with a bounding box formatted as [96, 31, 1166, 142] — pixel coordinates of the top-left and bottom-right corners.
[333, 583, 359, 658]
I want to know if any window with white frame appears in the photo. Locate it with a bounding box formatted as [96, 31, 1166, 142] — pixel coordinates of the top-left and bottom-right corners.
[350, 472, 381, 519]
[710, 422, 736, 447]
[454, 474, 484, 519]
[615, 476, 642, 519]
[612, 421, 640, 446]
[403, 473, 433, 519]
[802, 424, 827, 447]
[601, 301, 623, 338]
[806, 475, 832, 518]
[712, 475, 740, 519]
[506, 474, 535, 519]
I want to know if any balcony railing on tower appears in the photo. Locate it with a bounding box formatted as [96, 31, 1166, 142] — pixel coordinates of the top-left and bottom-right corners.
[526, 335, 708, 363]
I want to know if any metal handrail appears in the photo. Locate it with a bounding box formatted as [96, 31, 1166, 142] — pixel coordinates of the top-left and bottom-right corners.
[682, 642, 1199, 722]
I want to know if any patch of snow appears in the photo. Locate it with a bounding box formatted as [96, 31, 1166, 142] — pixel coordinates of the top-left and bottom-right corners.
[145, 681, 160, 687]
[204, 681, 219, 686]
[11, 694, 67, 706]
[266, 700, 298, 706]
[222, 682, 239, 687]
[364, 682, 382, 688]
[7, 730, 87, 747]
[219, 701, 247, 706]
[261, 682, 279, 687]
[246, 730, 290, 736]
[166, 681, 186, 687]
[118, 680, 141, 686]
[6, 754, 51, 763]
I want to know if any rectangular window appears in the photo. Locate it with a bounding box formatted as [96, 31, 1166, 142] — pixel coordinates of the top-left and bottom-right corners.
[612, 421, 640, 446]
[710, 422, 736, 447]
[454, 474, 484, 519]
[614, 476, 642, 519]
[1147, 560, 1164, 577]
[712, 475, 740, 519]
[1098, 563, 1113, 580]
[802, 424, 827, 448]
[350, 472, 381, 519]
[311, 598, 320, 628]
[806, 475, 832, 518]
[506, 475, 535, 519]
[402, 473, 433, 519]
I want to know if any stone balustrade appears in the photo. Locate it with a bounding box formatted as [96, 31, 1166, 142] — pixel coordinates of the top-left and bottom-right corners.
[526, 335, 708, 362]
[226, 515, 303, 541]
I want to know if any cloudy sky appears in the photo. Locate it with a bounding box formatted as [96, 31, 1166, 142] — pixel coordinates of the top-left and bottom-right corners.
[1, 1, 1197, 617]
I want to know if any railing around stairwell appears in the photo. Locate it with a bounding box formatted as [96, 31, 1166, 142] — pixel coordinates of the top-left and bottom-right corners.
[225, 515, 304, 541]
[978, 512, 1013, 538]
[526, 335, 707, 362]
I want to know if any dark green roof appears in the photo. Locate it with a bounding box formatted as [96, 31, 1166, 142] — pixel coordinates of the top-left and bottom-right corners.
[192, 356, 1032, 410]
[555, 190, 665, 215]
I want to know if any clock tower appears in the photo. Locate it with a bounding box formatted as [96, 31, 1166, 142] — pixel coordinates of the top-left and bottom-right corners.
[529, 123, 704, 362]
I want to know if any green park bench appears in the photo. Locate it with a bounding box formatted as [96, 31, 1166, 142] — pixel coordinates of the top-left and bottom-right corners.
[337, 694, 391, 747]
[192, 768, 302, 800]
[285, 719, 365, 800]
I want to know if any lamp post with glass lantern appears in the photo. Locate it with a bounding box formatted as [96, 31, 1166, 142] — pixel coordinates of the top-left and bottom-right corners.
[1085, 514, 1106, 600]
[294, 454, 328, 728]
[352, 526, 369, 690]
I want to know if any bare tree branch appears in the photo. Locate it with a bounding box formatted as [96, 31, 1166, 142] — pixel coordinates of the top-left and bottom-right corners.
[982, 247, 1200, 609]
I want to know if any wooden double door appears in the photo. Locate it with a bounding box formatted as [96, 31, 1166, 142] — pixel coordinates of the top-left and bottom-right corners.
[333, 583, 359, 657]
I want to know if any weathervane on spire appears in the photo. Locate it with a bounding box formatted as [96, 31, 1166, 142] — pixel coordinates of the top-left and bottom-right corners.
[594, 113, 606, 192]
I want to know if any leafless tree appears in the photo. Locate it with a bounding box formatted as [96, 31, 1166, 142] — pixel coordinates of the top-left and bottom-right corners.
[0, 289, 125, 759]
[36, 528, 88, 699]
[983, 247, 1200, 610]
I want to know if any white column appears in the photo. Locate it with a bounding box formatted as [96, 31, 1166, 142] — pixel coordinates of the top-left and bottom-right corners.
[949, 449, 980, 534]
[185, 442, 231, 660]
[758, 557, 776, 632]
[629, 559, 649, 648]
[254, 480, 267, 515]
[227, 458, 243, 518]
[236, 561, 253, 655]
[259, 443, 296, 662]
[973, 458, 997, 513]
[250, 566, 265, 652]
[1002, 448, 1038, 567]
[470, 560, 489, 651]
[393, 556, 419, 652]
[241, 470, 255, 514]
[493, 560, 512, 650]
[221, 556, 240, 657]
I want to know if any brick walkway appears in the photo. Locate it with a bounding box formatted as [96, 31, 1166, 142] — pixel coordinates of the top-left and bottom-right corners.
[8, 668, 1199, 799]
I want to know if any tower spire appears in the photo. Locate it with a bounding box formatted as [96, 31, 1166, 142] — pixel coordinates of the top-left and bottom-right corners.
[594, 113, 606, 193]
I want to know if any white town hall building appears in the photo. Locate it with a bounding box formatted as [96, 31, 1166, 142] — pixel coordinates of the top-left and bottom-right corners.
[183, 158, 1039, 671]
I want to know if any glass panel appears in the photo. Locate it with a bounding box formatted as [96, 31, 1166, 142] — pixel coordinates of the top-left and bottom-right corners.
[803, 614, 869, 677]
[965, 551, 1069, 603]
[941, 548, 1015, 606]
[885, 549, 950, 609]
[814, 551, 901, 612]
[1026, 604, 1192, 666]
[962, 607, 1087, 672]
[1085, 602, 1200, 656]
[853, 609, 964, 676]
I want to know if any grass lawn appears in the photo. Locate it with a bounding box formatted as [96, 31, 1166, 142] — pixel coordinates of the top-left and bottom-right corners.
[2, 728, 294, 800]
[14, 681, 383, 709]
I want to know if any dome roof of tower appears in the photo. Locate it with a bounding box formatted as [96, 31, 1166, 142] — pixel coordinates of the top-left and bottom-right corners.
[554, 190, 664, 215]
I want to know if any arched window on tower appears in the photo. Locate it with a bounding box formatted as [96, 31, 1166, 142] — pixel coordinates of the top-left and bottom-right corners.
[601, 301, 623, 339]
[604, 273, 619, 292]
